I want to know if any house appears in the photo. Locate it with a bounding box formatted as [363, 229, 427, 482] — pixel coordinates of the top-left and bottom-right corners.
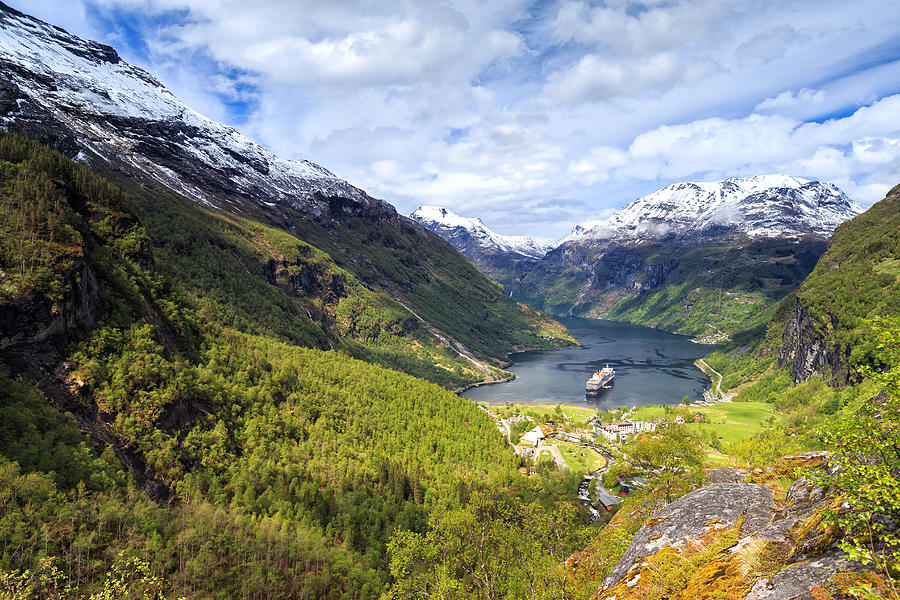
[619, 476, 650, 496]
[521, 425, 546, 446]
[596, 487, 622, 511]
[595, 420, 656, 443]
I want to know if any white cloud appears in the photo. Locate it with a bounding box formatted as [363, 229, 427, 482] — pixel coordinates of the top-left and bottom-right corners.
[579, 94, 900, 206]
[756, 89, 827, 112]
[4, 0, 900, 239]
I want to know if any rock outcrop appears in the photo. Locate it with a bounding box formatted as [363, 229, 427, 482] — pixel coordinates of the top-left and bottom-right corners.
[776, 298, 843, 385]
[0, 260, 98, 379]
[601, 483, 777, 590]
[596, 460, 860, 600]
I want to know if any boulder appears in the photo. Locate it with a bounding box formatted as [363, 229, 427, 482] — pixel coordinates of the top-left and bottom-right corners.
[743, 550, 859, 600]
[602, 483, 775, 589]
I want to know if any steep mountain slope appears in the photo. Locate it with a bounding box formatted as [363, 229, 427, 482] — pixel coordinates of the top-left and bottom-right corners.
[0, 134, 581, 598]
[410, 205, 550, 287]
[513, 175, 861, 341]
[775, 184, 899, 384]
[0, 1, 573, 388]
[703, 183, 899, 396]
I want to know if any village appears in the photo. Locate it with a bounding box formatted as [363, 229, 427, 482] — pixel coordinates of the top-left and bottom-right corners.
[476, 389, 742, 515]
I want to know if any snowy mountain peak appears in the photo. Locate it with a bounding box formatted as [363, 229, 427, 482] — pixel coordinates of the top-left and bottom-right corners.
[564, 175, 862, 243]
[0, 1, 374, 214]
[411, 206, 550, 260]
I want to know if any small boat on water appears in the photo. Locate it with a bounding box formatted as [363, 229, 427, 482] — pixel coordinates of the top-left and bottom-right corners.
[586, 365, 615, 396]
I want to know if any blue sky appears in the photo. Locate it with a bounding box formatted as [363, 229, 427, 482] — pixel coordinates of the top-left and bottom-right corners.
[14, 0, 900, 240]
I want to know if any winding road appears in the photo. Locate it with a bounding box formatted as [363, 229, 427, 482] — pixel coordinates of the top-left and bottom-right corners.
[696, 358, 724, 397]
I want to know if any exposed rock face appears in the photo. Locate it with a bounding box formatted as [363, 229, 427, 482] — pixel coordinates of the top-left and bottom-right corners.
[602, 483, 776, 589]
[598, 459, 860, 600]
[777, 298, 843, 384]
[706, 467, 751, 484]
[743, 550, 858, 600]
[0, 260, 98, 379]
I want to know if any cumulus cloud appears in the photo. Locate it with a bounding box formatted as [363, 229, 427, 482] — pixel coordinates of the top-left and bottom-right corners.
[575, 94, 900, 206]
[6, 0, 900, 239]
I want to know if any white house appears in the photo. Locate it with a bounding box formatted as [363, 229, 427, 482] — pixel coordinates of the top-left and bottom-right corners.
[521, 425, 546, 446]
[595, 420, 656, 443]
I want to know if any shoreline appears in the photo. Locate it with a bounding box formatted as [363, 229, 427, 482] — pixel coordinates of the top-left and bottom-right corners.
[454, 336, 580, 395]
[454, 372, 516, 395]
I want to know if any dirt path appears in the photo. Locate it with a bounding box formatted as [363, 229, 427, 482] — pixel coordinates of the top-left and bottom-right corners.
[537, 440, 569, 470]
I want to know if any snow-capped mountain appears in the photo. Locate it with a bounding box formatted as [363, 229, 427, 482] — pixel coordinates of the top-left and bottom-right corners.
[0, 0, 377, 216]
[411, 206, 550, 260]
[512, 175, 863, 340]
[563, 175, 862, 244]
[0, 1, 575, 372]
[410, 206, 550, 287]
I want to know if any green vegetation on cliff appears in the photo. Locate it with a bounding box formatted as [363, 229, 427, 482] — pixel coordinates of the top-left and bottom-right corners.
[514, 236, 826, 341]
[0, 134, 587, 597]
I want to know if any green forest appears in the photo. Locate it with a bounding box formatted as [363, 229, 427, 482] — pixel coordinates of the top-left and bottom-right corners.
[1, 132, 899, 600]
[0, 134, 592, 598]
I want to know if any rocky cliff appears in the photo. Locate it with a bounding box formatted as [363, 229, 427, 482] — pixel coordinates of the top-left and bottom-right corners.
[592, 456, 858, 600]
[773, 184, 899, 385]
[776, 298, 844, 385]
[0, 258, 98, 379]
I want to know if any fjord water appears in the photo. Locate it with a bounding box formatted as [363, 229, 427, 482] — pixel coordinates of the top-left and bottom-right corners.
[464, 317, 717, 408]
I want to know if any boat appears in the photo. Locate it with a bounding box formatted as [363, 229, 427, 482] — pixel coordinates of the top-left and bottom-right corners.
[586, 365, 615, 396]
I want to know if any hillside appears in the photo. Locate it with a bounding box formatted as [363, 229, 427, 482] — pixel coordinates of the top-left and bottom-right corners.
[0, 1, 574, 392]
[512, 176, 859, 341]
[410, 205, 549, 288]
[776, 184, 900, 385]
[702, 184, 900, 397]
[0, 135, 590, 598]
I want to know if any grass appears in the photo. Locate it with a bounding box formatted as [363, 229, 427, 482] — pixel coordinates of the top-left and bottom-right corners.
[556, 442, 607, 473]
[875, 257, 900, 278]
[703, 449, 737, 467]
[632, 402, 777, 446]
[497, 403, 598, 424]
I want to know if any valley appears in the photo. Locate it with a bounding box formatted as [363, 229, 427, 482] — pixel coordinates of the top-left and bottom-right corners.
[0, 3, 898, 600]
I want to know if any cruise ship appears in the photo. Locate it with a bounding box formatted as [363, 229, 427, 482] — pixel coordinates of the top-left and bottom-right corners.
[585, 365, 615, 396]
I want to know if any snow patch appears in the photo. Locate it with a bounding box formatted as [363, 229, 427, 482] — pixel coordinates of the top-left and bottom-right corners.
[411, 205, 551, 259]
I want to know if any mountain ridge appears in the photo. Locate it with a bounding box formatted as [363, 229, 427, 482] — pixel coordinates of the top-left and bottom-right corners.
[0, 1, 575, 387]
[561, 174, 862, 244]
[510, 175, 860, 340]
[409, 205, 551, 288]
[411, 205, 550, 260]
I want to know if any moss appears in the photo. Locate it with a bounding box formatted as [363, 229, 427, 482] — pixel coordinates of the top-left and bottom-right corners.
[596, 525, 742, 600]
[645, 514, 670, 527]
[787, 496, 844, 557]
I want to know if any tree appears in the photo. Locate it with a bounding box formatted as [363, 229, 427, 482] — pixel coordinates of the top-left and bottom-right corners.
[386, 491, 587, 600]
[619, 422, 704, 503]
[814, 318, 900, 599]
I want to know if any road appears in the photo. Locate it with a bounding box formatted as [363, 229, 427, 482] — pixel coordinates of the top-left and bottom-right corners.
[696, 358, 723, 397]
[537, 439, 568, 470]
[500, 419, 512, 444]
